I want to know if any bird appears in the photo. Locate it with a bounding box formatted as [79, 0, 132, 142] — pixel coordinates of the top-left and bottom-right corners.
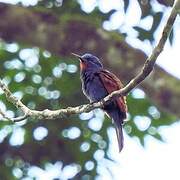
[72, 53, 127, 152]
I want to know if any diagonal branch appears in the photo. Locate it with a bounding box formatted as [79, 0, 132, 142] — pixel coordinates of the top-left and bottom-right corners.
[0, 0, 179, 122]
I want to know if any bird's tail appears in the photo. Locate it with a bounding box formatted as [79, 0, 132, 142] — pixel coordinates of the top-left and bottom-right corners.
[106, 110, 124, 152]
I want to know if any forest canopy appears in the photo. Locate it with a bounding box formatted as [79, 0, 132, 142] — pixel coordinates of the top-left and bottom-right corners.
[0, 0, 179, 179]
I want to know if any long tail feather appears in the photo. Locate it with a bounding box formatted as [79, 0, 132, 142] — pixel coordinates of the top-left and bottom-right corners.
[114, 120, 124, 152]
[106, 110, 124, 152]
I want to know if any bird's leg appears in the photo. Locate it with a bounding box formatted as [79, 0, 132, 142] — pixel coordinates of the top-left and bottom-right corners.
[99, 99, 106, 109]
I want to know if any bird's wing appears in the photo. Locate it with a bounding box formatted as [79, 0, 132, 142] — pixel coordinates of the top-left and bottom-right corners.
[97, 70, 127, 114]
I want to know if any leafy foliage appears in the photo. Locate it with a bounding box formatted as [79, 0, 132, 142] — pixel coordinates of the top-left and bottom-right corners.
[134, 12, 163, 42]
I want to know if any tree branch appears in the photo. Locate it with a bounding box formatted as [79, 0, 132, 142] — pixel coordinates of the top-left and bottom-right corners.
[0, 0, 179, 122]
[0, 3, 180, 117]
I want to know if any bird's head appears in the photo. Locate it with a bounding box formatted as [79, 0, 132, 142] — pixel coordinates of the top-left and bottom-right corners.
[72, 53, 103, 71]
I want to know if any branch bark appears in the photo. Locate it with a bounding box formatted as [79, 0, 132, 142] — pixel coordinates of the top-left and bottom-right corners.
[0, 0, 179, 121]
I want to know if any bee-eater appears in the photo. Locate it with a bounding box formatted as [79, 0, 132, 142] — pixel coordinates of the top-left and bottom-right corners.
[72, 53, 127, 152]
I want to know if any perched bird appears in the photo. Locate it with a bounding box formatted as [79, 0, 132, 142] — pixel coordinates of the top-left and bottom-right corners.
[72, 53, 127, 152]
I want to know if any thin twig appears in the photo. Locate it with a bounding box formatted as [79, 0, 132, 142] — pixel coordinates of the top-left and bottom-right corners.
[0, 108, 12, 121]
[0, 103, 28, 122]
[0, 0, 179, 122]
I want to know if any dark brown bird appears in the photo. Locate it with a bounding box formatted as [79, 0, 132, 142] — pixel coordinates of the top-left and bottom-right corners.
[72, 53, 127, 152]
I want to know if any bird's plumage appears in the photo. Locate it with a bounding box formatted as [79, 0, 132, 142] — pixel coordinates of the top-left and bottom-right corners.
[81, 53, 103, 69]
[98, 70, 127, 114]
[98, 70, 127, 151]
[73, 53, 127, 152]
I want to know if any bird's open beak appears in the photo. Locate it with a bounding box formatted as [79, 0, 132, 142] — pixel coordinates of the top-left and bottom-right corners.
[71, 53, 83, 61]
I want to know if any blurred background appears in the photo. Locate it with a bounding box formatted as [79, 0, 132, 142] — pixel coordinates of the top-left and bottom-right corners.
[0, 0, 180, 179]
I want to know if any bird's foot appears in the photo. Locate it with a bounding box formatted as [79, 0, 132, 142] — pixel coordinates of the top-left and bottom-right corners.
[99, 99, 106, 109]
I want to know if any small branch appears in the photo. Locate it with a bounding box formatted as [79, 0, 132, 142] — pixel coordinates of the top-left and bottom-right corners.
[12, 114, 29, 122]
[0, 108, 10, 121]
[0, 107, 28, 122]
[0, 80, 30, 113]
[0, 0, 179, 122]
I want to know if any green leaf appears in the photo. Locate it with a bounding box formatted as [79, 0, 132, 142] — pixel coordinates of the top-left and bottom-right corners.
[169, 27, 174, 45]
[123, 0, 130, 12]
[150, 12, 163, 35]
[134, 26, 154, 42]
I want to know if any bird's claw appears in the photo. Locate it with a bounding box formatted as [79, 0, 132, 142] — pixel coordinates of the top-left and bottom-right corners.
[100, 99, 106, 109]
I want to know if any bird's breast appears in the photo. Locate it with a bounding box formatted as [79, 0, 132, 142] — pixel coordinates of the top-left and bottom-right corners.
[81, 72, 108, 102]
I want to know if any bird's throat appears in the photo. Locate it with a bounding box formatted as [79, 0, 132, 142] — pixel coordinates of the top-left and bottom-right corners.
[80, 62, 87, 71]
